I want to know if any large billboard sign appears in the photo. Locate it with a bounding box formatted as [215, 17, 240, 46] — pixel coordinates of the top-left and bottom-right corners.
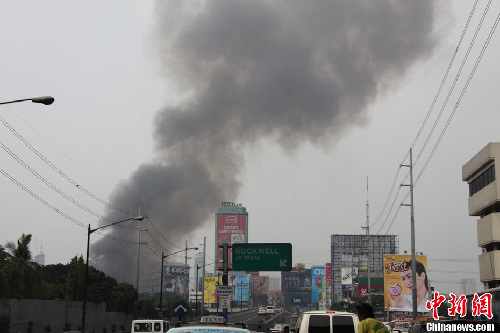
[204, 276, 222, 303]
[281, 269, 312, 293]
[229, 273, 250, 301]
[163, 264, 189, 294]
[384, 254, 429, 312]
[311, 266, 325, 303]
[325, 263, 332, 284]
[252, 276, 269, 294]
[341, 267, 358, 285]
[216, 214, 247, 270]
[232, 243, 292, 271]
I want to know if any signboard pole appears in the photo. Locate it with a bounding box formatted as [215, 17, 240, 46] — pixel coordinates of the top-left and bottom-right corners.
[222, 243, 229, 317]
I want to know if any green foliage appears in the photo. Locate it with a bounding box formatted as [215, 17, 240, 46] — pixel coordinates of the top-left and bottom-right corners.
[111, 324, 117, 333]
[110, 282, 137, 313]
[137, 298, 159, 319]
[63, 322, 72, 331]
[64, 256, 86, 301]
[1, 234, 43, 299]
[26, 320, 34, 333]
[0, 314, 10, 333]
[120, 325, 125, 332]
[44, 324, 52, 332]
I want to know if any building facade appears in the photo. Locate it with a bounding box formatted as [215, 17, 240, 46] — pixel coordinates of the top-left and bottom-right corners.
[214, 202, 248, 272]
[331, 234, 399, 302]
[462, 143, 500, 288]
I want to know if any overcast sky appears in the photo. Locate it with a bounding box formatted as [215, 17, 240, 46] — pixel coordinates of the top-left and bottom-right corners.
[1, 1, 499, 295]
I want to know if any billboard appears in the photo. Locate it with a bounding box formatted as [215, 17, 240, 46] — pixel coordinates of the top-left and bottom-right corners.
[281, 269, 311, 293]
[229, 273, 250, 301]
[341, 267, 358, 285]
[163, 264, 189, 294]
[384, 254, 429, 312]
[216, 214, 247, 269]
[311, 266, 325, 303]
[204, 276, 222, 303]
[252, 276, 269, 294]
[325, 263, 332, 284]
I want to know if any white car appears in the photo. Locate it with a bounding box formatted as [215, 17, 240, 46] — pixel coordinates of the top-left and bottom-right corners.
[298, 311, 359, 333]
[168, 326, 251, 333]
[266, 305, 275, 314]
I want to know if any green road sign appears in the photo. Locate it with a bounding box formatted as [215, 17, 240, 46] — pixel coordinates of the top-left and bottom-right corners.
[232, 243, 292, 271]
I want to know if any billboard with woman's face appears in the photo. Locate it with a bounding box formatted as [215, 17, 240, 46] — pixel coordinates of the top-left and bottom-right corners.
[384, 254, 429, 312]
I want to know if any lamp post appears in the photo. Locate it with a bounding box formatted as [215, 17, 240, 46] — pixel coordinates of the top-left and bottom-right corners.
[196, 264, 201, 318]
[159, 247, 198, 317]
[0, 96, 55, 105]
[82, 216, 145, 333]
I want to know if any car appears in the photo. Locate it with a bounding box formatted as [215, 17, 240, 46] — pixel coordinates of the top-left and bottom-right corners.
[167, 326, 252, 333]
[258, 307, 267, 315]
[269, 324, 284, 333]
[131, 320, 171, 333]
[266, 305, 275, 314]
[298, 310, 359, 333]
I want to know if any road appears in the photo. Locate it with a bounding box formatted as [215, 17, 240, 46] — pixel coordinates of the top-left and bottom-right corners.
[227, 309, 289, 332]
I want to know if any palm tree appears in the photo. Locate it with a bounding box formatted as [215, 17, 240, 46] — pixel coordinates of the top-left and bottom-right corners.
[5, 234, 41, 297]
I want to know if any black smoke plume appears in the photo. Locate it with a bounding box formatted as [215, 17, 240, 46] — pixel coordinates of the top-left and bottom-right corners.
[92, 1, 438, 281]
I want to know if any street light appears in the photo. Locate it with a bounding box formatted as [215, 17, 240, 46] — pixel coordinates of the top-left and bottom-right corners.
[82, 215, 145, 333]
[0, 96, 55, 105]
[159, 247, 198, 317]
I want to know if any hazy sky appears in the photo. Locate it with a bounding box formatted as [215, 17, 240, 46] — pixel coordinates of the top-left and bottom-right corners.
[1, 1, 499, 296]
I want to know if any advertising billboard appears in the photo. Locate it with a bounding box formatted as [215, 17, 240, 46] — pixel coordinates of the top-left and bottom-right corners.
[325, 263, 332, 284]
[281, 269, 311, 293]
[384, 254, 429, 312]
[229, 273, 250, 301]
[311, 266, 325, 303]
[204, 276, 222, 304]
[252, 276, 269, 294]
[216, 214, 247, 269]
[341, 267, 358, 285]
[163, 264, 189, 294]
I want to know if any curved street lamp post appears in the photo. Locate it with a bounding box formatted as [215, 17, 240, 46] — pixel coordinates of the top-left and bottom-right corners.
[0, 96, 55, 105]
[159, 247, 198, 317]
[82, 216, 145, 333]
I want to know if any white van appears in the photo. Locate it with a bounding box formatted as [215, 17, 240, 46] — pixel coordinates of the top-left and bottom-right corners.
[298, 311, 359, 333]
[132, 320, 171, 333]
[266, 305, 275, 314]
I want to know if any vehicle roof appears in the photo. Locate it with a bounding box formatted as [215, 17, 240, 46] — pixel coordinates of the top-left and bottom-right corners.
[302, 311, 356, 316]
[168, 326, 251, 333]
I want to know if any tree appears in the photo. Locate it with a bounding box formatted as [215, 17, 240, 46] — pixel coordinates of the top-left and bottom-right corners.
[0, 314, 10, 333]
[64, 256, 85, 301]
[3, 234, 42, 298]
[110, 282, 137, 313]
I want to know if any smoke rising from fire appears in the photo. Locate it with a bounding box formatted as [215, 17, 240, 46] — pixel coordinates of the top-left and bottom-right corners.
[92, 1, 438, 280]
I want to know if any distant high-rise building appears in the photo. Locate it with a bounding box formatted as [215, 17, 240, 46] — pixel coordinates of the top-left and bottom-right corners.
[34, 248, 45, 266]
[215, 202, 248, 272]
[331, 234, 399, 302]
[459, 278, 476, 295]
[193, 252, 204, 291]
[268, 277, 281, 291]
[462, 143, 500, 289]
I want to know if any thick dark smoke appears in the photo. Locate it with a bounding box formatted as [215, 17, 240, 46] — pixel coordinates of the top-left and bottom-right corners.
[92, 1, 438, 280]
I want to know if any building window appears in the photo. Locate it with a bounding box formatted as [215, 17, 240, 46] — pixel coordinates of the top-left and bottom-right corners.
[469, 164, 495, 197]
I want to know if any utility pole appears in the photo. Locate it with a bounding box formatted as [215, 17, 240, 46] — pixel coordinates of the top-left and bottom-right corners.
[202, 237, 206, 314]
[361, 177, 371, 304]
[184, 240, 188, 300]
[402, 148, 417, 319]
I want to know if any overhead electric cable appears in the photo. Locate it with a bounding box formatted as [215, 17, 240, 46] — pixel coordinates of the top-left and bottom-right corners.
[0, 116, 135, 216]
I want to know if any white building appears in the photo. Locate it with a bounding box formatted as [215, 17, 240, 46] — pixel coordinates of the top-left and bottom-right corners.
[462, 143, 500, 289]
